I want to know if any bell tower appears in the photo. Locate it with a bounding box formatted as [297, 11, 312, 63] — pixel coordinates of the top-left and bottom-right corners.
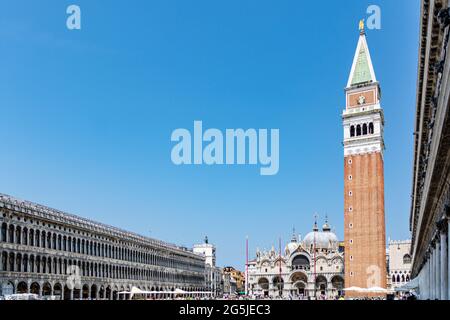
[343, 21, 387, 297]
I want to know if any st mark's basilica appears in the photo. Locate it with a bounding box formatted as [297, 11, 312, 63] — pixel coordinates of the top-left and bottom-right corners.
[247, 218, 345, 299]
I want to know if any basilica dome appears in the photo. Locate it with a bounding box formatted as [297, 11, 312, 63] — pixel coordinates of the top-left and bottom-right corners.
[285, 229, 300, 254]
[286, 241, 299, 254]
[302, 219, 339, 250]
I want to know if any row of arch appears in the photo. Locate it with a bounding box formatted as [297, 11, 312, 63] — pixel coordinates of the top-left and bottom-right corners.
[350, 122, 375, 137]
[257, 273, 344, 292]
[391, 273, 411, 283]
[1, 222, 203, 273]
[1, 251, 203, 284]
[2, 281, 205, 300]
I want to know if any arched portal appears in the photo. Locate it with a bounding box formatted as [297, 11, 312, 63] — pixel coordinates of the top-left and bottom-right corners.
[294, 281, 307, 297]
[90, 284, 98, 300]
[53, 283, 62, 300]
[30, 282, 40, 295]
[17, 281, 28, 294]
[73, 287, 81, 300]
[257, 277, 269, 297]
[63, 285, 71, 300]
[331, 275, 344, 297]
[82, 284, 90, 299]
[42, 282, 52, 297]
[315, 275, 327, 297]
[272, 276, 284, 297]
[290, 271, 308, 298]
[99, 286, 105, 299]
[106, 286, 112, 300]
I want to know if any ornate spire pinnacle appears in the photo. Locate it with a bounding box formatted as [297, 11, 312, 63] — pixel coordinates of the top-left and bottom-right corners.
[322, 214, 331, 232]
[313, 213, 319, 231]
[291, 226, 297, 243]
[359, 19, 365, 34]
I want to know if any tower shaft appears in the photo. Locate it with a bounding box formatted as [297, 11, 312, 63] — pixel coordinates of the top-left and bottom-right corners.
[343, 28, 387, 297]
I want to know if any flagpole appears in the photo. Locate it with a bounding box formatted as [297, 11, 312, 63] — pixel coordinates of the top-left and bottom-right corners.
[245, 236, 249, 296]
[279, 237, 282, 297]
[313, 213, 317, 299]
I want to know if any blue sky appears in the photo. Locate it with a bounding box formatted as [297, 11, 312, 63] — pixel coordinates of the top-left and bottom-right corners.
[0, 0, 419, 268]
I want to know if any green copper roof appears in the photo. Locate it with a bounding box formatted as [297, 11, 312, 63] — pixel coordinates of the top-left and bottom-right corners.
[350, 41, 373, 86]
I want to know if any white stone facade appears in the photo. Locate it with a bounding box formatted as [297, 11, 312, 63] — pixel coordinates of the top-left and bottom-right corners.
[387, 240, 412, 289]
[0, 194, 206, 299]
[247, 220, 344, 299]
[193, 238, 222, 297]
[193, 238, 216, 267]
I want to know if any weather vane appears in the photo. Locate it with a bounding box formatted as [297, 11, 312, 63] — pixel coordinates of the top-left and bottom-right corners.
[313, 213, 319, 230]
[359, 19, 365, 33]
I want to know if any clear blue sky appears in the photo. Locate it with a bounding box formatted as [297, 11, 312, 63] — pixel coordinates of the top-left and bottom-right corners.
[0, 0, 419, 268]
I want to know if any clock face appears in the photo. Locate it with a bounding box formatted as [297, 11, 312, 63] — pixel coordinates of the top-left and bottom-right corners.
[357, 95, 366, 105]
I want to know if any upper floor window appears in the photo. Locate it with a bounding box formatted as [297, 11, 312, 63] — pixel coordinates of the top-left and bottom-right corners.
[350, 122, 375, 137]
[403, 254, 412, 264]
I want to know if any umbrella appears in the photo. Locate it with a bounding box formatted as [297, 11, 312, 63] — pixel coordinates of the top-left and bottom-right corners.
[173, 288, 187, 294]
[365, 287, 391, 293]
[343, 286, 364, 292]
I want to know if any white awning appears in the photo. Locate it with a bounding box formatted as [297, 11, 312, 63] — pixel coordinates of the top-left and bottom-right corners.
[117, 287, 213, 297]
[395, 277, 419, 291]
[343, 286, 393, 293]
[343, 286, 364, 292]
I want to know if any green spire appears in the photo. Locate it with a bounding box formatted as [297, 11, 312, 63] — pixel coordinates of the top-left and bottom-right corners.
[351, 42, 372, 85]
[347, 32, 377, 88]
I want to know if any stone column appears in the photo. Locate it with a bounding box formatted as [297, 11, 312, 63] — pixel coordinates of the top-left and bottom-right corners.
[448, 217, 450, 300]
[440, 226, 448, 300]
[424, 258, 429, 300]
[327, 281, 333, 300]
[434, 244, 439, 299]
[95, 287, 100, 300]
[428, 254, 432, 299]
[431, 248, 435, 299]
[436, 240, 441, 300]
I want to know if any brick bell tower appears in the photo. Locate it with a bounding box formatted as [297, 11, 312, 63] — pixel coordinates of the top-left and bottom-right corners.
[343, 21, 386, 297]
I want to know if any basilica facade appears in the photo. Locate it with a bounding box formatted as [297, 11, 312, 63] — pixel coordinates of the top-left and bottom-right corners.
[247, 219, 345, 299]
